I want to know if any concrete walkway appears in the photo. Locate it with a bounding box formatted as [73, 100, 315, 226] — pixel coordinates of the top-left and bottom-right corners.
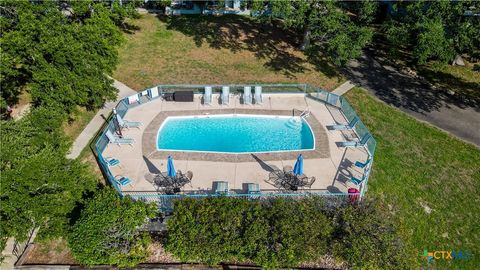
[331, 80, 355, 96]
[1, 238, 16, 270]
[67, 80, 137, 159]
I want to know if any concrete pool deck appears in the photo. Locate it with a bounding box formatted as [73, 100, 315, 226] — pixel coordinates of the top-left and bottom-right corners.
[103, 93, 369, 194]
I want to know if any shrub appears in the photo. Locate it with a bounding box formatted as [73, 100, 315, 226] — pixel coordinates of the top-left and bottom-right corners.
[332, 201, 407, 269]
[68, 189, 156, 267]
[165, 197, 250, 265]
[165, 197, 333, 268]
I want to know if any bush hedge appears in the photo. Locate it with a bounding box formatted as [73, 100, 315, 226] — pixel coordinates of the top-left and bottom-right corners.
[68, 189, 156, 267]
[166, 197, 406, 269]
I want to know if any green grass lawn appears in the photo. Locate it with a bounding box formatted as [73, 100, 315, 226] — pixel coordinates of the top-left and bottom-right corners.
[114, 14, 343, 91]
[346, 88, 480, 269]
[63, 107, 97, 141]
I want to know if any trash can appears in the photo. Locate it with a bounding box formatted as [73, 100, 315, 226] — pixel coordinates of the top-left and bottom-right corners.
[348, 188, 360, 203]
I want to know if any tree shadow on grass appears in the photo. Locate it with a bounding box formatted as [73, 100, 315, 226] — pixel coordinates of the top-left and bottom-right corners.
[342, 47, 480, 114]
[120, 21, 141, 35]
[157, 14, 310, 78]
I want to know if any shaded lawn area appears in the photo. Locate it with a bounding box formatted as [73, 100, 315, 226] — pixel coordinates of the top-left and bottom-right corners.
[114, 14, 342, 91]
[346, 88, 480, 269]
[63, 107, 97, 141]
[417, 61, 480, 109]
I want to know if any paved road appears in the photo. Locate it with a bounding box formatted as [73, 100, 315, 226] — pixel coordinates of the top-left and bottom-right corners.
[343, 48, 480, 147]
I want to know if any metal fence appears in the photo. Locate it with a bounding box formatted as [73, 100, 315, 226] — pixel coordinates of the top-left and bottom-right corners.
[123, 191, 355, 212]
[93, 84, 376, 209]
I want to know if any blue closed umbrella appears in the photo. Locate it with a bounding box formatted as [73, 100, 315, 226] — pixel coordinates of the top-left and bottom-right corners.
[167, 156, 176, 177]
[293, 154, 304, 175]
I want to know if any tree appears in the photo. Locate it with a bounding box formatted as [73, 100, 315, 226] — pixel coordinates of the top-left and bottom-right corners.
[332, 201, 407, 269]
[0, 0, 132, 114]
[383, 1, 480, 64]
[68, 189, 156, 267]
[0, 107, 96, 242]
[252, 0, 378, 66]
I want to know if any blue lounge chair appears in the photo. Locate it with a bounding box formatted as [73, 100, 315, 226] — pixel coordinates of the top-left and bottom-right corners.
[105, 130, 135, 145]
[254, 86, 263, 104]
[355, 157, 371, 169]
[221, 86, 230, 105]
[215, 181, 229, 194]
[329, 116, 359, 130]
[247, 183, 260, 194]
[106, 157, 121, 167]
[338, 133, 372, 148]
[204, 86, 212, 105]
[115, 175, 132, 187]
[351, 175, 366, 185]
[243, 86, 252, 105]
[116, 114, 142, 129]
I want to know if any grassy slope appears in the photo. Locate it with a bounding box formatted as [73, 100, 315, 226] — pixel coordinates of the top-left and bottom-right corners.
[346, 88, 480, 269]
[114, 14, 342, 91]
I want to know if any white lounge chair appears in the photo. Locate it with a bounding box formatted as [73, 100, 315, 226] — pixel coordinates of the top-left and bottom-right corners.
[147, 87, 160, 99]
[243, 86, 252, 105]
[221, 86, 230, 105]
[116, 114, 142, 129]
[105, 130, 135, 145]
[254, 86, 263, 104]
[338, 133, 372, 148]
[204, 86, 212, 105]
[329, 116, 359, 130]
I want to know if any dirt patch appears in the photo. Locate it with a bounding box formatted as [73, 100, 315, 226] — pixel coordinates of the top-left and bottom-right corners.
[23, 239, 77, 265]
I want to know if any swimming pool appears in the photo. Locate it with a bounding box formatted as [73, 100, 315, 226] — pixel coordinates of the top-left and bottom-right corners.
[156, 114, 315, 153]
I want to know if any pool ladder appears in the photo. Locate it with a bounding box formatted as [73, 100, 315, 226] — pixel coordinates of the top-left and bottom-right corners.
[299, 107, 310, 118]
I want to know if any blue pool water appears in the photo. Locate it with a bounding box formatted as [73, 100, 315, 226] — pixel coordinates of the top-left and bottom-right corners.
[157, 115, 315, 153]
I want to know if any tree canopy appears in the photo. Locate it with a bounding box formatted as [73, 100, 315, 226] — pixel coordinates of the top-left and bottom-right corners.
[383, 1, 480, 63]
[0, 0, 131, 114]
[252, 0, 378, 66]
[68, 189, 155, 267]
[0, 107, 96, 242]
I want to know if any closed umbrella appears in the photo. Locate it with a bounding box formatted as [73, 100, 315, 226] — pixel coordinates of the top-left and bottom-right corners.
[293, 154, 304, 175]
[167, 156, 176, 177]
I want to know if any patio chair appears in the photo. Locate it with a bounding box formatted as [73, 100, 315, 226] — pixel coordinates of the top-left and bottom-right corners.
[116, 114, 142, 129]
[204, 86, 212, 105]
[105, 157, 120, 167]
[283, 165, 292, 173]
[105, 130, 135, 145]
[355, 157, 372, 169]
[338, 133, 372, 148]
[329, 116, 359, 130]
[215, 181, 229, 194]
[221, 86, 230, 105]
[114, 175, 133, 187]
[147, 87, 160, 99]
[350, 175, 366, 185]
[243, 86, 252, 105]
[303, 176, 316, 188]
[254, 86, 263, 104]
[186, 170, 193, 181]
[247, 183, 260, 194]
